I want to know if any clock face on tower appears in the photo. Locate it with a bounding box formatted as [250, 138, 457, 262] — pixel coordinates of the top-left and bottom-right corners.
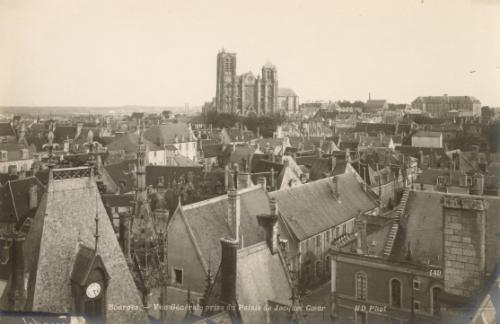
[86, 282, 102, 299]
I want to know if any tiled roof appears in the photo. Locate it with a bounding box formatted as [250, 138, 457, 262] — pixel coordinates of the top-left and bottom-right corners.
[0, 176, 45, 225]
[269, 172, 377, 241]
[390, 191, 500, 271]
[101, 193, 135, 207]
[179, 186, 270, 274]
[236, 242, 294, 323]
[143, 122, 194, 145]
[413, 131, 442, 138]
[106, 132, 160, 152]
[0, 123, 15, 137]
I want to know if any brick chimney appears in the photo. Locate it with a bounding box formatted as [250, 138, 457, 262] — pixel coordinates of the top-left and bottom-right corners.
[227, 188, 241, 241]
[257, 198, 279, 254]
[220, 238, 238, 306]
[441, 196, 488, 298]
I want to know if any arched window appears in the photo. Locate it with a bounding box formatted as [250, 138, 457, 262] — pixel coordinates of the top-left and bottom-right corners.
[431, 286, 442, 315]
[390, 279, 402, 308]
[355, 271, 367, 300]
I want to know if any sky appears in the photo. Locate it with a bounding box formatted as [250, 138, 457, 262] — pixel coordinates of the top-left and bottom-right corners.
[0, 0, 499, 107]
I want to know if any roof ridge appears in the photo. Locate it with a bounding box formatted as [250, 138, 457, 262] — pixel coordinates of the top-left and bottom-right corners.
[182, 185, 261, 210]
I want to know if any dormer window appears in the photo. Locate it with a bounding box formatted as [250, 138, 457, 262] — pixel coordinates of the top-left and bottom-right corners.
[437, 176, 446, 186]
[0, 150, 7, 162]
[71, 246, 110, 321]
[466, 176, 473, 187]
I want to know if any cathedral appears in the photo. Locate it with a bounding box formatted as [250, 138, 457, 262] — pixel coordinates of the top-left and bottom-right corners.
[215, 49, 298, 115]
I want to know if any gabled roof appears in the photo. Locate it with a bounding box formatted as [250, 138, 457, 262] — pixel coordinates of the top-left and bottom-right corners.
[354, 123, 396, 135]
[0, 176, 45, 225]
[0, 123, 15, 137]
[18, 169, 148, 322]
[413, 131, 442, 138]
[106, 132, 160, 152]
[270, 172, 377, 241]
[174, 186, 270, 275]
[236, 242, 295, 323]
[143, 122, 194, 145]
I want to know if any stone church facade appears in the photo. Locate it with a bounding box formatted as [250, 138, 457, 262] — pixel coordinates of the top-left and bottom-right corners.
[216, 49, 295, 116]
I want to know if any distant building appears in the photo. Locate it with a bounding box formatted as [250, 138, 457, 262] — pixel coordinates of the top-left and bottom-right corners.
[277, 88, 299, 114]
[411, 95, 481, 117]
[411, 131, 443, 148]
[215, 49, 283, 115]
[364, 99, 388, 113]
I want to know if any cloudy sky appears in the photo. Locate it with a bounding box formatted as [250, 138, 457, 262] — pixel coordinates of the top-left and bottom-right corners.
[1, 0, 499, 107]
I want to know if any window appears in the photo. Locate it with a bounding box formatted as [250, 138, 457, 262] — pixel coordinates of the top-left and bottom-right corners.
[335, 227, 340, 238]
[466, 176, 473, 186]
[355, 272, 367, 300]
[0, 150, 7, 161]
[413, 280, 421, 290]
[315, 261, 321, 278]
[342, 223, 347, 234]
[437, 176, 446, 186]
[316, 235, 321, 248]
[390, 279, 402, 308]
[174, 268, 183, 285]
[413, 300, 421, 311]
[326, 230, 330, 243]
[355, 311, 367, 324]
[325, 255, 331, 276]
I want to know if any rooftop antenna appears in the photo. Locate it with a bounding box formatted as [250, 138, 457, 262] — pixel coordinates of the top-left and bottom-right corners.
[94, 190, 100, 252]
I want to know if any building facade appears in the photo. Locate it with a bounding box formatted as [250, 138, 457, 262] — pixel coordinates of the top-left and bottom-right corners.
[215, 49, 289, 116]
[411, 95, 481, 117]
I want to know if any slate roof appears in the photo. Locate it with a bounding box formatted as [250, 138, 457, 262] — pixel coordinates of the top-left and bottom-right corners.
[0, 176, 45, 225]
[143, 122, 194, 145]
[17, 170, 148, 322]
[390, 191, 500, 271]
[101, 193, 135, 207]
[309, 158, 348, 180]
[104, 160, 137, 193]
[202, 144, 222, 158]
[106, 133, 160, 152]
[236, 242, 294, 323]
[177, 186, 270, 274]
[0, 142, 34, 161]
[413, 131, 442, 138]
[0, 123, 15, 137]
[269, 172, 377, 241]
[354, 123, 396, 135]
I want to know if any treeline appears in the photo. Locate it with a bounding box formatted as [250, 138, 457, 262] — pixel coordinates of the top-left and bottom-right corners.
[204, 111, 285, 138]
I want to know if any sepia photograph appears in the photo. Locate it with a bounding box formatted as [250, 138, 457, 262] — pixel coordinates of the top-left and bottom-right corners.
[0, 0, 499, 323]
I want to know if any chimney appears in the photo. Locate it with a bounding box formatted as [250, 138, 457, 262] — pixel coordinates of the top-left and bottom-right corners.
[28, 185, 38, 209]
[331, 176, 340, 201]
[227, 189, 241, 241]
[316, 147, 322, 158]
[257, 198, 279, 254]
[220, 238, 238, 306]
[257, 176, 267, 191]
[330, 156, 337, 174]
[237, 172, 252, 189]
[355, 214, 367, 255]
[5, 236, 27, 311]
[224, 165, 231, 190]
[469, 174, 484, 196]
[441, 196, 488, 298]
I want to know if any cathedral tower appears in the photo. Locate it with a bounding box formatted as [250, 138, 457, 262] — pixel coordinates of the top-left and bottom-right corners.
[216, 49, 237, 113]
